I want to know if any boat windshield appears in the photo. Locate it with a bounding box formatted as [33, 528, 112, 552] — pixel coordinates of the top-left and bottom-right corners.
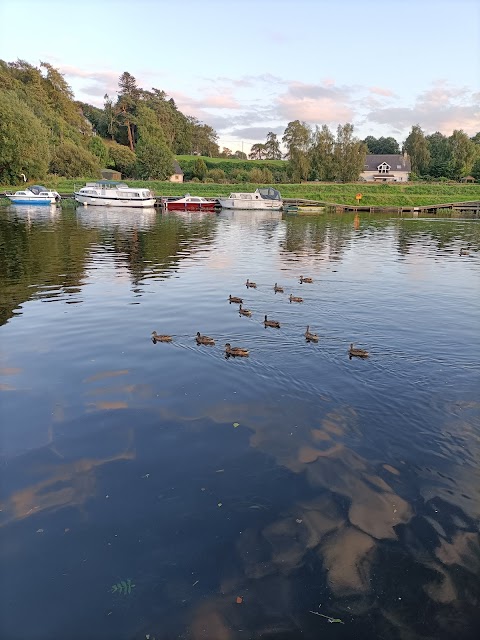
[257, 187, 281, 200]
[29, 185, 49, 195]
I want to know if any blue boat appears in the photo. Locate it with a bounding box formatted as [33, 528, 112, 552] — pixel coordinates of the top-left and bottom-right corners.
[6, 185, 61, 205]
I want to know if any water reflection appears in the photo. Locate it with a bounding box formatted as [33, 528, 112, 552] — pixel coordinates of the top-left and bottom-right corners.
[0, 205, 479, 639]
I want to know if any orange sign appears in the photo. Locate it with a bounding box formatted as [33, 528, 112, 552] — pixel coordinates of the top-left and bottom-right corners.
[355, 193, 362, 201]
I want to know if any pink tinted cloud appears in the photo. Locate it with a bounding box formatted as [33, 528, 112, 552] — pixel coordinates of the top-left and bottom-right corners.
[369, 86, 395, 97]
[277, 95, 353, 123]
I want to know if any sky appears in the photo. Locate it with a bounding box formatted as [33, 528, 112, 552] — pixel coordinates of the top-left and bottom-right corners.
[1, 0, 479, 153]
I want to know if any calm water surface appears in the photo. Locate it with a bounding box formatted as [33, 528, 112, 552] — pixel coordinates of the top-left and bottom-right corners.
[0, 204, 479, 640]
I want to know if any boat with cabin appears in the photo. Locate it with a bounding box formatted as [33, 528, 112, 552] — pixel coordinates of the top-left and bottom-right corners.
[6, 185, 61, 205]
[74, 181, 156, 208]
[163, 194, 218, 212]
[217, 187, 282, 211]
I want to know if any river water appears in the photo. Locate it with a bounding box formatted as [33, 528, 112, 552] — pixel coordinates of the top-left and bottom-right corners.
[0, 204, 479, 640]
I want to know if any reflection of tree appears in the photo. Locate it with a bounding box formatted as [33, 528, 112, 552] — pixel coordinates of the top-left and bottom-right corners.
[102, 215, 219, 285]
[0, 214, 98, 325]
[0, 212, 220, 324]
[396, 218, 480, 256]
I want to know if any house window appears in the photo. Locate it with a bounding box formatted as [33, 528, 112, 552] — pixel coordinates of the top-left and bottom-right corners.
[377, 162, 390, 174]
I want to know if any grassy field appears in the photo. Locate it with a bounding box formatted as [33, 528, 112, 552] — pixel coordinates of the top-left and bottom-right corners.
[1, 180, 479, 207]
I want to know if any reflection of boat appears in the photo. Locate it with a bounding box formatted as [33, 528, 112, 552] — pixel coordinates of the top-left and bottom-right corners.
[76, 206, 157, 230]
[163, 194, 218, 212]
[6, 185, 61, 205]
[218, 187, 283, 210]
[74, 181, 156, 208]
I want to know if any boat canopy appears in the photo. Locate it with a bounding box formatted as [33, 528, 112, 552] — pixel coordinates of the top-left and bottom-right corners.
[258, 187, 281, 200]
[85, 180, 129, 188]
[29, 185, 49, 194]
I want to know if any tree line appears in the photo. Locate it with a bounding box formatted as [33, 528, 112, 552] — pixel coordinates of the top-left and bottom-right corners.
[248, 123, 480, 182]
[0, 61, 219, 183]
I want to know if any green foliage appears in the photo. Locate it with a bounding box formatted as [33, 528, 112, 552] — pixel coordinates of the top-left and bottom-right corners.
[111, 579, 135, 595]
[333, 123, 367, 183]
[88, 136, 109, 166]
[0, 90, 50, 182]
[363, 135, 400, 154]
[282, 120, 311, 159]
[207, 168, 226, 182]
[470, 158, 480, 181]
[50, 141, 100, 178]
[108, 143, 137, 177]
[192, 158, 207, 180]
[404, 125, 430, 174]
[135, 135, 174, 180]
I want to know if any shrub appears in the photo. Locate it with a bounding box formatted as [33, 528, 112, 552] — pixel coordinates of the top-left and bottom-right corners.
[50, 141, 100, 178]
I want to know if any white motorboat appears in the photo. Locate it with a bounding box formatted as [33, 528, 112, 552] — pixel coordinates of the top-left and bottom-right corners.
[6, 185, 61, 205]
[74, 181, 156, 208]
[218, 187, 282, 210]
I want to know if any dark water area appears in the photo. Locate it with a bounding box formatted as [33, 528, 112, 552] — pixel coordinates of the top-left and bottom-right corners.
[0, 203, 479, 640]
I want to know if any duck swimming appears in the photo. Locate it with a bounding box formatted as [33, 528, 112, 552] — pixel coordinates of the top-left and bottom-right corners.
[349, 343, 369, 358]
[225, 343, 249, 357]
[245, 279, 257, 288]
[274, 283, 284, 293]
[229, 295, 243, 304]
[196, 331, 215, 346]
[151, 331, 172, 343]
[289, 294, 303, 303]
[239, 304, 252, 317]
[264, 315, 280, 328]
[304, 325, 318, 342]
[300, 275, 313, 284]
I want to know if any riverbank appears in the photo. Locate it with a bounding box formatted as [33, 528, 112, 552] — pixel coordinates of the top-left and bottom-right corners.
[1, 180, 479, 208]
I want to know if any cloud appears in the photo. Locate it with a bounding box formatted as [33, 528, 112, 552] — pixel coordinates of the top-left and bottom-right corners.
[274, 81, 355, 124]
[229, 126, 285, 140]
[366, 82, 480, 135]
[369, 86, 395, 97]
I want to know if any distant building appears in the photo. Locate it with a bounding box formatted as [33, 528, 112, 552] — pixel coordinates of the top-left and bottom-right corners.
[360, 153, 411, 182]
[460, 175, 475, 183]
[169, 161, 184, 183]
[101, 169, 122, 181]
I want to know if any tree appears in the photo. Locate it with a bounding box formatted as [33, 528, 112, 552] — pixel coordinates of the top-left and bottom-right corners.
[333, 124, 367, 182]
[117, 71, 140, 151]
[0, 90, 50, 183]
[220, 147, 233, 158]
[207, 168, 226, 182]
[50, 141, 100, 178]
[249, 143, 267, 160]
[404, 125, 430, 175]
[470, 157, 480, 182]
[234, 150, 247, 159]
[103, 94, 118, 139]
[363, 135, 400, 154]
[448, 129, 476, 179]
[426, 132, 452, 178]
[88, 136, 109, 167]
[264, 132, 282, 160]
[309, 125, 336, 181]
[192, 158, 207, 180]
[288, 149, 311, 182]
[108, 144, 137, 177]
[282, 120, 310, 159]
[135, 135, 174, 179]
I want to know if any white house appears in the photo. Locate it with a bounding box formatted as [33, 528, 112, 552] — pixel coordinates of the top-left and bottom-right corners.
[169, 160, 184, 183]
[360, 153, 411, 182]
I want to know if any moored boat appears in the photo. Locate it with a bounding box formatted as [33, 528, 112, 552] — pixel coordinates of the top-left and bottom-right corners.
[163, 194, 217, 212]
[74, 181, 156, 208]
[218, 187, 282, 210]
[6, 185, 61, 205]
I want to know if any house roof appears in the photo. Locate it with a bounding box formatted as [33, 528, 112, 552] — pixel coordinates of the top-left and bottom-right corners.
[364, 154, 411, 172]
[172, 160, 184, 175]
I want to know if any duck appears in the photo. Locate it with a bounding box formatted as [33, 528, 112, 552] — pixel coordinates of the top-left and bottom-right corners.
[300, 275, 313, 284]
[229, 295, 243, 304]
[245, 278, 257, 288]
[274, 283, 284, 293]
[289, 294, 303, 303]
[264, 315, 280, 328]
[305, 325, 318, 342]
[349, 343, 369, 358]
[460, 248, 470, 256]
[225, 343, 249, 357]
[196, 331, 215, 346]
[151, 331, 172, 343]
[239, 304, 252, 317]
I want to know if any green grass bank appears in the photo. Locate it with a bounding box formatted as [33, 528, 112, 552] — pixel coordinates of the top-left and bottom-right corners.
[1, 181, 479, 208]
